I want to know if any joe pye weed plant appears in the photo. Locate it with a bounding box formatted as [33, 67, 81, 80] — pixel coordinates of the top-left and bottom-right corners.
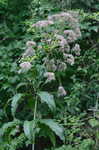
[0, 11, 81, 150]
[19, 11, 81, 150]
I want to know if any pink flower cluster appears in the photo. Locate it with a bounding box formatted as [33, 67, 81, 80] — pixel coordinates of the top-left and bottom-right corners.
[44, 72, 55, 82]
[20, 11, 81, 97]
[26, 41, 36, 47]
[22, 41, 36, 58]
[19, 61, 32, 73]
[48, 12, 74, 21]
[55, 34, 68, 48]
[48, 12, 81, 37]
[32, 20, 54, 28]
[64, 30, 77, 43]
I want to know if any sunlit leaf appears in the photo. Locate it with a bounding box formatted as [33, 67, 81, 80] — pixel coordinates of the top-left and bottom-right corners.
[38, 91, 56, 111]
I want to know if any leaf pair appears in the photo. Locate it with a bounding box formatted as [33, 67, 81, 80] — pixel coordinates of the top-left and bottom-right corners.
[23, 119, 65, 144]
[11, 91, 56, 118]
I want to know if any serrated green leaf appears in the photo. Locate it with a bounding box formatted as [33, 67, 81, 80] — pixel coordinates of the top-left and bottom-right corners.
[38, 91, 56, 111]
[11, 93, 23, 117]
[40, 119, 65, 141]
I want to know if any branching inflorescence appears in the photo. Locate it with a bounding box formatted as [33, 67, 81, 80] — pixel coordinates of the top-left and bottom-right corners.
[19, 11, 81, 97]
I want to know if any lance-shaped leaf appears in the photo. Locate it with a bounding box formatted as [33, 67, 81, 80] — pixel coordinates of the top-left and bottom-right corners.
[23, 120, 36, 141]
[38, 91, 56, 111]
[11, 93, 23, 117]
[40, 119, 65, 141]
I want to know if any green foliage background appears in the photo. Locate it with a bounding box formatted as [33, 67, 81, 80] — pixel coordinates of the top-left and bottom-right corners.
[0, 0, 99, 150]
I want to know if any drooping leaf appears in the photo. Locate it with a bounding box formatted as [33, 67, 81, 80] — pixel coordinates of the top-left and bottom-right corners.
[16, 82, 27, 90]
[38, 91, 56, 111]
[47, 129, 56, 147]
[1, 119, 21, 136]
[23, 120, 35, 141]
[40, 119, 65, 141]
[11, 93, 23, 117]
[39, 124, 56, 147]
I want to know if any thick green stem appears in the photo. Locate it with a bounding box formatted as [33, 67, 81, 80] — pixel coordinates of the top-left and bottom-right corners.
[32, 98, 38, 150]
